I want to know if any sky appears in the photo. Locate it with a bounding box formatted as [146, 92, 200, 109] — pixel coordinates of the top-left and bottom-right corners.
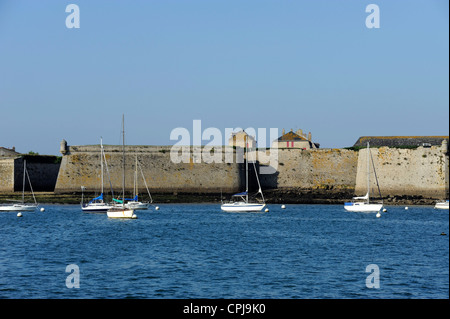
[0, 0, 448, 155]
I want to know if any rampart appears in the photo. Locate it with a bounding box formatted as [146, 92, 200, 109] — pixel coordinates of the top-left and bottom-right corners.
[354, 143, 449, 199]
[54, 145, 244, 194]
[0, 156, 60, 192]
[26, 139, 450, 202]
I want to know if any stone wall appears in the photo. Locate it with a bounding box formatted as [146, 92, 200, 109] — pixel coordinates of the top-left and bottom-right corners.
[259, 148, 358, 194]
[54, 145, 243, 194]
[0, 157, 60, 192]
[355, 143, 449, 199]
[52, 141, 450, 201]
[0, 158, 15, 192]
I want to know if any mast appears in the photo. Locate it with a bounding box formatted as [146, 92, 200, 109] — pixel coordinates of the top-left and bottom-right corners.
[245, 134, 248, 204]
[100, 137, 104, 197]
[122, 114, 125, 208]
[22, 160, 26, 204]
[367, 142, 370, 204]
[134, 155, 138, 199]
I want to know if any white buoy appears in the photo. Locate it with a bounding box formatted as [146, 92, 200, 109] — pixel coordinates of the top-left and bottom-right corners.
[17, 212, 23, 217]
[405, 207, 409, 210]
[382, 208, 387, 212]
[376, 212, 381, 218]
[40, 207, 45, 212]
[265, 208, 269, 212]
[155, 206, 160, 211]
[131, 214, 137, 219]
[281, 205, 286, 209]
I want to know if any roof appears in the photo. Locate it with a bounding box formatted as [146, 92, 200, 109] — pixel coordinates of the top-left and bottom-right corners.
[353, 136, 449, 148]
[277, 131, 307, 141]
[0, 147, 20, 157]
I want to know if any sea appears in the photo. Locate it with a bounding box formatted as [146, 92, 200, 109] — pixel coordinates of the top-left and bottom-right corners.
[0, 204, 448, 300]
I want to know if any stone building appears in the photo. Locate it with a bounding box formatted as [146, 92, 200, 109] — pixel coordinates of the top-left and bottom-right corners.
[272, 129, 319, 149]
[0, 146, 20, 157]
[228, 130, 257, 148]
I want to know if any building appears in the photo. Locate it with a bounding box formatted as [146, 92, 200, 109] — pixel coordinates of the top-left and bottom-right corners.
[228, 130, 257, 148]
[0, 146, 20, 157]
[272, 129, 319, 149]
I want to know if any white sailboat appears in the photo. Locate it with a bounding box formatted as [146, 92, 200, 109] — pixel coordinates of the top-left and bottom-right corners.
[124, 156, 152, 210]
[221, 135, 266, 212]
[81, 138, 113, 213]
[434, 200, 449, 210]
[0, 160, 38, 212]
[107, 115, 137, 219]
[344, 142, 384, 213]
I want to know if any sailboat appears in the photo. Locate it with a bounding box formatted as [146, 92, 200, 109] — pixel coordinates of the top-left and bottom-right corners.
[124, 156, 152, 210]
[221, 135, 266, 212]
[107, 115, 137, 219]
[0, 160, 38, 212]
[81, 138, 113, 213]
[344, 142, 384, 212]
[434, 200, 449, 210]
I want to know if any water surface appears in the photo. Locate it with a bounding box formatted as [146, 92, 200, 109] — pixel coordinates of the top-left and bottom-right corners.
[0, 204, 448, 298]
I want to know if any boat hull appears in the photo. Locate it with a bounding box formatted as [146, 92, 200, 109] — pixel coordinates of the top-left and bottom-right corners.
[434, 201, 449, 210]
[344, 202, 383, 212]
[221, 203, 266, 212]
[81, 203, 113, 213]
[107, 208, 137, 219]
[125, 202, 150, 210]
[0, 204, 37, 212]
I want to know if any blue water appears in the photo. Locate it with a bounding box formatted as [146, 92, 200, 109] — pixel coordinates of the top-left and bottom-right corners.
[0, 204, 448, 299]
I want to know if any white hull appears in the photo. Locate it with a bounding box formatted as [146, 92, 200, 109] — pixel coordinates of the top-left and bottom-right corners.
[0, 204, 37, 212]
[344, 202, 383, 212]
[82, 203, 113, 213]
[125, 202, 150, 210]
[107, 208, 137, 219]
[434, 201, 449, 210]
[221, 202, 266, 212]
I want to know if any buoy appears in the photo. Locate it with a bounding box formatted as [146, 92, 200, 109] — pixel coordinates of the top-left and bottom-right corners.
[40, 207, 45, 212]
[405, 207, 409, 210]
[382, 208, 387, 212]
[376, 212, 381, 218]
[155, 206, 160, 211]
[265, 208, 269, 212]
[281, 205, 286, 209]
[131, 214, 137, 219]
[17, 212, 23, 217]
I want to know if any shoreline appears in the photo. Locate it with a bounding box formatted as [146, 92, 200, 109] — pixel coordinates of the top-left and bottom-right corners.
[0, 191, 443, 206]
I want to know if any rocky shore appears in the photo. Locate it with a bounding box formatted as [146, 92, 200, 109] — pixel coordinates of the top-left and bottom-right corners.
[0, 191, 441, 206]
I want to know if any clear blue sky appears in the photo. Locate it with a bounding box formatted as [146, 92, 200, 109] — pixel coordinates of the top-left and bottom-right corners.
[0, 0, 448, 155]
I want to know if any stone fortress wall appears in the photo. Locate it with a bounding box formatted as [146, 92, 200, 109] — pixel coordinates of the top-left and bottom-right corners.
[52, 139, 449, 200]
[1, 137, 448, 201]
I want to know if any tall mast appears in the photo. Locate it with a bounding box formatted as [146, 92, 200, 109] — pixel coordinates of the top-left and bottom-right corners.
[122, 114, 125, 208]
[135, 155, 138, 198]
[367, 142, 370, 203]
[245, 134, 248, 203]
[100, 137, 104, 196]
[22, 160, 26, 204]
